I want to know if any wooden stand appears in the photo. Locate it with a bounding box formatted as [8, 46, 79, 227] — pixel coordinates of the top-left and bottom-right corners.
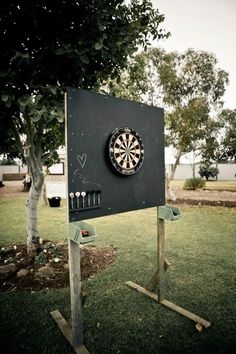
[126, 207, 211, 329]
[51, 206, 210, 354]
[50, 239, 90, 354]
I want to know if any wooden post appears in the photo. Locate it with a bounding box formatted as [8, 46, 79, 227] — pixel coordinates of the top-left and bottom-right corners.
[126, 205, 211, 329]
[50, 228, 86, 352]
[68, 239, 84, 348]
[157, 207, 165, 302]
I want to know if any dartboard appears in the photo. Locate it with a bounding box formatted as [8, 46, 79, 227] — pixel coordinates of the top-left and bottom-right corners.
[109, 127, 144, 175]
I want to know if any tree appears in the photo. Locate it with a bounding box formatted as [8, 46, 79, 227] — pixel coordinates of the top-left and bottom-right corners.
[150, 49, 228, 180]
[101, 48, 165, 105]
[104, 48, 229, 197]
[199, 163, 219, 180]
[201, 109, 236, 164]
[219, 109, 236, 163]
[0, 0, 169, 254]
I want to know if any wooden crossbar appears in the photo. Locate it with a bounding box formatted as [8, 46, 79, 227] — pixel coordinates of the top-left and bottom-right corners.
[50, 310, 90, 354]
[125, 281, 211, 329]
[160, 299, 211, 328]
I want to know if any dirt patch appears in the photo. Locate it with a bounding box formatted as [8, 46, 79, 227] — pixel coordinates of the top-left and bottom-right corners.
[0, 181, 27, 197]
[0, 242, 116, 292]
[170, 198, 236, 208]
[171, 187, 236, 207]
[173, 188, 236, 202]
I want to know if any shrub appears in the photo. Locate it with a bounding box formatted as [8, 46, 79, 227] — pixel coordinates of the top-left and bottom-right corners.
[199, 163, 219, 180]
[0, 157, 17, 165]
[184, 177, 206, 190]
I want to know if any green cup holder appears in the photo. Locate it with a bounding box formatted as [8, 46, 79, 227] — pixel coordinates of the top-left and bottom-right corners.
[69, 221, 97, 244]
[159, 205, 181, 221]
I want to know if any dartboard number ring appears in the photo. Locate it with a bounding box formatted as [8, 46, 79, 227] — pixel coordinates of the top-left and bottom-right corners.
[109, 127, 144, 175]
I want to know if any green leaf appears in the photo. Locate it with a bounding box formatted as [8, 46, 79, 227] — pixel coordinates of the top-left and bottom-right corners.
[2, 95, 9, 102]
[95, 42, 103, 50]
[79, 55, 89, 64]
[18, 95, 32, 107]
[56, 116, 64, 123]
[49, 87, 57, 95]
[31, 115, 42, 122]
[97, 21, 105, 32]
[54, 48, 65, 55]
[0, 70, 10, 78]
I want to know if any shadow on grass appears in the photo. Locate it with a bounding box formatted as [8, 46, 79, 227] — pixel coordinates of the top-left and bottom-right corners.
[0, 205, 235, 353]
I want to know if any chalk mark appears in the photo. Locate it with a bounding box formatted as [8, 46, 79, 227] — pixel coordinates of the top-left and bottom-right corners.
[73, 169, 102, 188]
[77, 153, 87, 168]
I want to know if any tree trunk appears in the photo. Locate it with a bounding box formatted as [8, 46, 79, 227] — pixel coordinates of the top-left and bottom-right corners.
[41, 168, 48, 205]
[165, 173, 176, 202]
[165, 149, 182, 202]
[26, 172, 44, 255]
[42, 182, 48, 205]
[192, 150, 196, 178]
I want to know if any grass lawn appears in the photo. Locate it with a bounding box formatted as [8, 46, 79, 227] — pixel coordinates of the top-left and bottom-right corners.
[171, 180, 236, 191]
[0, 195, 236, 354]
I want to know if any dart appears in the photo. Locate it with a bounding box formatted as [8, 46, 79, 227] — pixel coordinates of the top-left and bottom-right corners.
[92, 191, 96, 206]
[69, 192, 75, 209]
[87, 192, 91, 207]
[75, 192, 80, 208]
[81, 191, 86, 208]
[97, 191, 101, 206]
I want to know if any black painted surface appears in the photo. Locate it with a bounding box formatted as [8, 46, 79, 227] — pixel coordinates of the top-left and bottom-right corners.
[67, 88, 165, 222]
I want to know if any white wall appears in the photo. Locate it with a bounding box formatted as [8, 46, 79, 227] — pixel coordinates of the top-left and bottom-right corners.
[217, 164, 236, 180]
[0, 165, 28, 175]
[46, 182, 67, 198]
[166, 163, 236, 180]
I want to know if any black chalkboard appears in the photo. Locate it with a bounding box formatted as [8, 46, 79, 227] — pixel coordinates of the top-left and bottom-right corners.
[67, 88, 165, 222]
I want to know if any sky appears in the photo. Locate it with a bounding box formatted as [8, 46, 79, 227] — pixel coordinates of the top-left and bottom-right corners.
[151, 0, 236, 110]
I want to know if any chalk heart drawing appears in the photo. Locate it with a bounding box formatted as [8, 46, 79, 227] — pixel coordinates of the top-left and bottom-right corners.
[77, 153, 87, 168]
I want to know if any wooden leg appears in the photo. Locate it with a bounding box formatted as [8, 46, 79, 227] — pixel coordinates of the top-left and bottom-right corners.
[50, 310, 90, 354]
[126, 281, 158, 301]
[160, 299, 211, 328]
[69, 239, 84, 348]
[50, 238, 89, 353]
[125, 282, 211, 328]
[146, 259, 171, 291]
[126, 207, 210, 329]
[145, 270, 159, 291]
[157, 210, 165, 302]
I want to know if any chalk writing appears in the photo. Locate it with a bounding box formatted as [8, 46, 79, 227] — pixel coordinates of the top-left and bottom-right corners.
[77, 153, 87, 168]
[73, 153, 102, 188]
[73, 169, 102, 188]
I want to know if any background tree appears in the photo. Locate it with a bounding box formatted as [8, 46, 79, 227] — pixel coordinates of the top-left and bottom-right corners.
[104, 47, 229, 197]
[0, 0, 169, 254]
[199, 163, 219, 180]
[201, 109, 236, 164]
[218, 109, 236, 163]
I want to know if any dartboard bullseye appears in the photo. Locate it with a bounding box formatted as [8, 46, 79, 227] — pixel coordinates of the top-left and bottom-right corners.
[109, 127, 144, 175]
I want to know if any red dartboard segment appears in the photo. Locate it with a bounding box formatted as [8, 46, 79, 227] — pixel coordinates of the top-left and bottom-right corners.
[109, 127, 144, 175]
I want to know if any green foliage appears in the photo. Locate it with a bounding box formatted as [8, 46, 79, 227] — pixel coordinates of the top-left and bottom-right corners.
[0, 157, 17, 165]
[34, 251, 48, 265]
[152, 49, 228, 156]
[219, 109, 236, 162]
[201, 109, 236, 163]
[183, 177, 206, 190]
[0, 1, 169, 247]
[34, 241, 61, 265]
[199, 163, 219, 180]
[0, 0, 169, 163]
